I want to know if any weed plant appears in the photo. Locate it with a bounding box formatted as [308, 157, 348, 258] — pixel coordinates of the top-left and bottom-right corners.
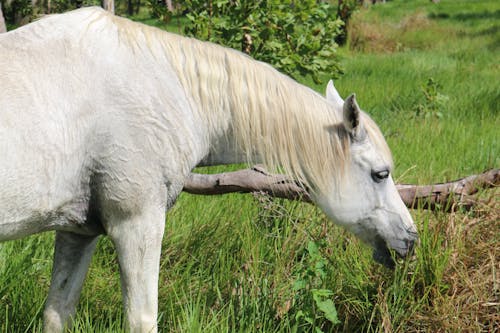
[0, 0, 498, 332]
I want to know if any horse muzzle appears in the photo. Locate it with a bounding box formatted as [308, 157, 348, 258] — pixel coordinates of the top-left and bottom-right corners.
[373, 231, 418, 269]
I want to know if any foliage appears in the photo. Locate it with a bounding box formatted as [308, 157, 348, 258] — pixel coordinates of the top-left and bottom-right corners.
[414, 77, 449, 119]
[1, 0, 33, 25]
[1, 0, 122, 27]
[336, 0, 362, 44]
[183, 0, 344, 83]
[292, 241, 340, 332]
[146, 0, 172, 23]
[1, 0, 99, 26]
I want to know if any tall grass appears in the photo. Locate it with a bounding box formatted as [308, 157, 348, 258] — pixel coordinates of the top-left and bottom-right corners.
[0, 0, 498, 332]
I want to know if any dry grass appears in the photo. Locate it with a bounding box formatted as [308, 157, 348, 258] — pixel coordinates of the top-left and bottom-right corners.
[347, 11, 439, 53]
[414, 191, 500, 332]
[364, 188, 499, 333]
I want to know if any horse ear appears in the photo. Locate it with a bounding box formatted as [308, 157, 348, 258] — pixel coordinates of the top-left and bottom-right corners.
[325, 80, 344, 111]
[343, 94, 365, 140]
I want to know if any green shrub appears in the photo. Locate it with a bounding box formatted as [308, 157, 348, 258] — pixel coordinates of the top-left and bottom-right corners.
[146, 0, 172, 23]
[183, 0, 344, 83]
[292, 240, 340, 332]
[414, 77, 449, 119]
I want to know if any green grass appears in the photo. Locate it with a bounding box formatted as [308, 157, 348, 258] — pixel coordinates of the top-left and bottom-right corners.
[1, 0, 499, 332]
[309, 0, 500, 183]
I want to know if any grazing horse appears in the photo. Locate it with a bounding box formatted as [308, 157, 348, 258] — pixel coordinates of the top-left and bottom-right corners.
[0, 7, 418, 333]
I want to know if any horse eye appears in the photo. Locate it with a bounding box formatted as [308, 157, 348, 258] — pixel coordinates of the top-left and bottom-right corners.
[371, 170, 390, 183]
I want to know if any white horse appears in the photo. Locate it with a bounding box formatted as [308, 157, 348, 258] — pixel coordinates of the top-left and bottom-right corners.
[0, 7, 417, 333]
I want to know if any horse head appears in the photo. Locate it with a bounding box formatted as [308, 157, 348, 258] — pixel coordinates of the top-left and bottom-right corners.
[316, 81, 418, 268]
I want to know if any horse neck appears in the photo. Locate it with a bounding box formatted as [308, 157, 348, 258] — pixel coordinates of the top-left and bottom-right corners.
[160, 35, 346, 188]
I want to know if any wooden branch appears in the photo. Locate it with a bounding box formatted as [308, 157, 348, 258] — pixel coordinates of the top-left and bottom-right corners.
[396, 168, 499, 210]
[183, 166, 499, 211]
[184, 165, 312, 202]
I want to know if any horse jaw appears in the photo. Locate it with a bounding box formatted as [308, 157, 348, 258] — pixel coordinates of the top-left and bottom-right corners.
[315, 173, 417, 269]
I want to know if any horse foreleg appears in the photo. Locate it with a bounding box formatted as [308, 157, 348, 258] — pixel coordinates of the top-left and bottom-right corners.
[105, 206, 165, 333]
[43, 231, 98, 333]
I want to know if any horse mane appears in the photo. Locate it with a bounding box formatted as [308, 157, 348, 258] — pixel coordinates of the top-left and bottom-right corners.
[52, 7, 393, 194]
[159, 33, 394, 192]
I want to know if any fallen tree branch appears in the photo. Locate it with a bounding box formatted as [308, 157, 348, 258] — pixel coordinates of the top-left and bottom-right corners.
[184, 165, 313, 202]
[396, 168, 499, 210]
[183, 166, 499, 211]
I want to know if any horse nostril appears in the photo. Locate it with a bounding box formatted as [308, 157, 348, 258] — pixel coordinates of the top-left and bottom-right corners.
[406, 238, 416, 254]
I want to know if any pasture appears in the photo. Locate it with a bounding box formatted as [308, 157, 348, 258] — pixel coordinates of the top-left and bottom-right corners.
[0, 0, 498, 332]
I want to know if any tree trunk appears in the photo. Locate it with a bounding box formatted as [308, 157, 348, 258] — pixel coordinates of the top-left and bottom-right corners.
[336, 0, 354, 45]
[135, 0, 141, 14]
[102, 0, 115, 14]
[166, 0, 173, 12]
[128, 0, 134, 16]
[183, 166, 499, 212]
[0, 3, 6, 33]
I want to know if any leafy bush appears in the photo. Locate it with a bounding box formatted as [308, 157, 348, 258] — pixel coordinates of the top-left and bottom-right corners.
[1, 0, 101, 26]
[183, 0, 344, 83]
[414, 78, 449, 119]
[2, 0, 33, 26]
[147, 0, 172, 23]
[292, 240, 340, 332]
